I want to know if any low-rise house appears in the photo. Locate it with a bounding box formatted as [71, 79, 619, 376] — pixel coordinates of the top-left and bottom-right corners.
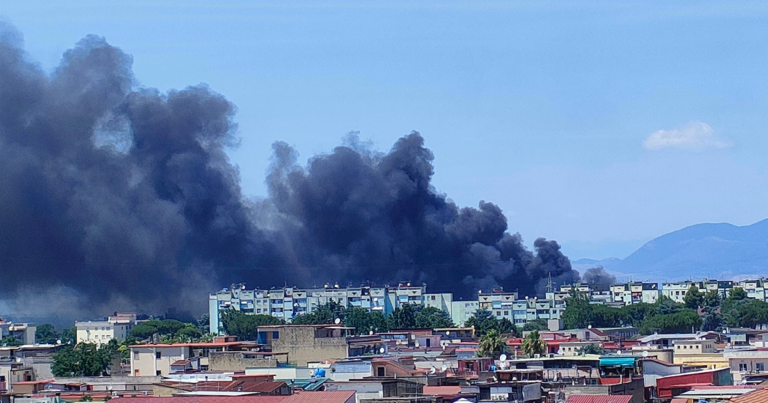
[129, 337, 260, 376]
[324, 378, 423, 403]
[153, 374, 291, 397]
[653, 367, 733, 400]
[672, 339, 728, 369]
[724, 348, 768, 384]
[258, 325, 353, 366]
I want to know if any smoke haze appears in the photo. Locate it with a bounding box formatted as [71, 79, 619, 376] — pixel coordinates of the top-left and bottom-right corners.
[0, 26, 578, 321]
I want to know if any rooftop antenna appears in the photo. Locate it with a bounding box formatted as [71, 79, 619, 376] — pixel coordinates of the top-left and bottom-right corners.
[546, 273, 553, 294]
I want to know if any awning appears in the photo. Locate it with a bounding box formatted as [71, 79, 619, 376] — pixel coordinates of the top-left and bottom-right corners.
[599, 358, 635, 367]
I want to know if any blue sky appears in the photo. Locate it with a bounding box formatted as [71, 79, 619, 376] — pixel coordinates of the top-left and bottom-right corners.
[3, 1, 767, 259]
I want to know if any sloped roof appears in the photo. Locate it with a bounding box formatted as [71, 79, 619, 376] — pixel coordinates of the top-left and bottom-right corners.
[282, 391, 355, 403]
[730, 388, 768, 403]
[565, 395, 632, 403]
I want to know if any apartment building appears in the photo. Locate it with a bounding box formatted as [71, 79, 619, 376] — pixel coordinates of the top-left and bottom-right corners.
[609, 282, 660, 305]
[209, 283, 427, 333]
[75, 312, 138, 345]
[75, 321, 131, 345]
[662, 280, 734, 303]
[0, 323, 35, 345]
[129, 336, 258, 376]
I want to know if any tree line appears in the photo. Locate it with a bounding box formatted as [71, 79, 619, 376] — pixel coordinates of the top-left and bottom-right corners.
[562, 286, 768, 334]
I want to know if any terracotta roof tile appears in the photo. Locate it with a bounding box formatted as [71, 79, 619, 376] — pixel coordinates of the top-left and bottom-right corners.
[565, 395, 632, 403]
[731, 388, 768, 403]
[282, 391, 355, 403]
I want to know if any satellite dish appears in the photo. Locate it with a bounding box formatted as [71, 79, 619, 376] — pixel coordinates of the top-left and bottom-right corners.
[617, 350, 622, 355]
[446, 331, 450, 336]
[499, 354, 507, 362]
[415, 341, 420, 348]
[334, 318, 341, 324]
[642, 351, 649, 357]
[379, 347, 385, 354]
[557, 348, 563, 355]
[369, 330, 374, 335]
[441, 364, 448, 372]
[588, 325, 592, 329]
[429, 367, 436, 374]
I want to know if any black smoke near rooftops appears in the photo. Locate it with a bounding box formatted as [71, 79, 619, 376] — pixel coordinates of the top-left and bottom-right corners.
[0, 27, 578, 318]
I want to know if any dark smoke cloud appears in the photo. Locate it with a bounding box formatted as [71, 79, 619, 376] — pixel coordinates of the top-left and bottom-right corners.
[582, 267, 616, 291]
[0, 26, 578, 320]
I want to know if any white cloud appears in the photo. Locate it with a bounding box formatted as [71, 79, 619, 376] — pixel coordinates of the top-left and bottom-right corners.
[643, 121, 731, 151]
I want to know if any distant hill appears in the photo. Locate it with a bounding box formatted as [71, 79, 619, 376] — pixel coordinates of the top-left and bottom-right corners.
[573, 219, 768, 283]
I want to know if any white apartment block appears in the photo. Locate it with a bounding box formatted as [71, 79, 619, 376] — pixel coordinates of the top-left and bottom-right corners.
[662, 280, 735, 303]
[609, 282, 660, 305]
[209, 283, 429, 334]
[75, 321, 131, 345]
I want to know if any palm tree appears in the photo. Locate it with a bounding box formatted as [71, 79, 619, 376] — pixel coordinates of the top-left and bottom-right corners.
[477, 329, 507, 358]
[521, 330, 546, 357]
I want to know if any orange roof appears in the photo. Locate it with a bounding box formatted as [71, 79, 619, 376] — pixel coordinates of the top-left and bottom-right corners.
[565, 395, 632, 403]
[104, 397, 288, 403]
[423, 386, 462, 396]
[282, 391, 355, 403]
[731, 388, 768, 403]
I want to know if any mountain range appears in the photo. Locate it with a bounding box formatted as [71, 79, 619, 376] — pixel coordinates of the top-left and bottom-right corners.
[572, 219, 768, 283]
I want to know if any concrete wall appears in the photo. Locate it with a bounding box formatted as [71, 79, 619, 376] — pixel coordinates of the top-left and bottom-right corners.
[131, 346, 186, 377]
[272, 327, 348, 366]
[564, 378, 644, 403]
[208, 352, 281, 371]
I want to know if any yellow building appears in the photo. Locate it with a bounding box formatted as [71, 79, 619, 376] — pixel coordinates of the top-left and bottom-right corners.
[672, 340, 728, 369]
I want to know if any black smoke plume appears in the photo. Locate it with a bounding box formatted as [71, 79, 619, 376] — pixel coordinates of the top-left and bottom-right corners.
[581, 267, 616, 291]
[0, 26, 578, 319]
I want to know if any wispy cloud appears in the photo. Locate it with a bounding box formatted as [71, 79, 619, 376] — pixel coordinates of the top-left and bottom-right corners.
[643, 121, 731, 151]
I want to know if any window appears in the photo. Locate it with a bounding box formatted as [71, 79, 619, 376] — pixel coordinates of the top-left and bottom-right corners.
[155, 352, 162, 359]
[739, 363, 748, 371]
[431, 296, 436, 300]
[758, 363, 765, 372]
[156, 370, 161, 376]
[273, 331, 280, 340]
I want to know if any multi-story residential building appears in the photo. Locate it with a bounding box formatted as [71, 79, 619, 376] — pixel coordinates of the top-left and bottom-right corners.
[451, 300, 479, 327]
[74, 312, 138, 345]
[610, 282, 660, 305]
[737, 278, 767, 301]
[0, 322, 35, 345]
[75, 321, 131, 345]
[209, 283, 428, 334]
[662, 279, 735, 303]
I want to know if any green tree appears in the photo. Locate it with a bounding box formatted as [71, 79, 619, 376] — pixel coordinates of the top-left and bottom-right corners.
[728, 287, 748, 302]
[591, 304, 627, 328]
[79, 395, 93, 402]
[577, 343, 606, 355]
[683, 285, 704, 310]
[36, 324, 60, 344]
[498, 318, 519, 336]
[621, 303, 657, 326]
[343, 307, 376, 335]
[639, 309, 702, 334]
[292, 301, 345, 325]
[175, 324, 203, 341]
[220, 310, 284, 341]
[415, 307, 454, 329]
[656, 296, 683, 315]
[521, 330, 547, 357]
[477, 329, 507, 358]
[701, 309, 723, 331]
[562, 297, 593, 329]
[52, 342, 114, 377]
[197, 314, 210, 334]
[61, 327, 77, 345]
[388, 304, 419, 330]
[465, 308, 500, 337]
[1, 336, 21, 347]
[724, 299, 768, 328]
[522, 319, 548, 332]
[702, 290, 721, 309]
